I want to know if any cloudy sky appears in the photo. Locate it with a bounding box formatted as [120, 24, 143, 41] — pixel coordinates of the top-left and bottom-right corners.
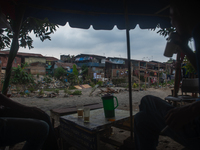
[19, 23, 176, 62]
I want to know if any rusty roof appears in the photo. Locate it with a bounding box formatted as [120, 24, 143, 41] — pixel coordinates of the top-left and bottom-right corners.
[45, 56, 59, 61]
[55, 62, 78, 69]
[0, 50, 43, 57]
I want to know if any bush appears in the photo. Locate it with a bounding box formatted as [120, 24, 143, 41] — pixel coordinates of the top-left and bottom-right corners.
[132, 83, 139, 88]
[72, 90, 82, 95]
[97, 81, 103, 87]
[54, 67, 66, 80]
[69, 86, 76, 90]
[90, 82, 95, 88]
[28, 86, 35, 93]
[67, 90, 72, 95]
[112, 79, 126, 85]
[43, 75, 52, 83]
[54, 89, 59, 94]
[39, 89, 44, 95]
[11, 63, 34, 84]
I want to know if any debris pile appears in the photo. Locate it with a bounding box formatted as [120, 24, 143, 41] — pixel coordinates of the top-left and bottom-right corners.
[98, 87, 124, 94]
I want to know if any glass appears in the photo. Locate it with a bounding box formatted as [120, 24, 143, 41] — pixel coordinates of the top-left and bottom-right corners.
[7, 86, 12, 98]
[84, 107, 90, 122]
[77, 105, 84, 117]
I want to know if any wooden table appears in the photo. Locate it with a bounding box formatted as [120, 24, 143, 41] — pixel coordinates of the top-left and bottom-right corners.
[50, 103, 103, 127]
[60, 108, 137, 150]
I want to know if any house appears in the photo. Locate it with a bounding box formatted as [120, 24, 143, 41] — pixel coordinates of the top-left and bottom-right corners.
[45, 56, 59, 66]
[105, 57, 128, 78]
[26, 62, 46, 75]
[60, 55, 75, 63]
[0, 50, 21, 69]
[51, 62, 79, 74]
[75, 54, 106, 79]
[0, 50, 46, 75]
[45, 56, 59, 75]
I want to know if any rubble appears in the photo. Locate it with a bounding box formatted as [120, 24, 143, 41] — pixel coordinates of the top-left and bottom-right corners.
[93, 87, 125, 96]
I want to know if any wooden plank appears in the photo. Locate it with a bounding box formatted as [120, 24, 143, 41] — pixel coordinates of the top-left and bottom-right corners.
[74, 85, 82, 89]
[81, 84, 91, 88]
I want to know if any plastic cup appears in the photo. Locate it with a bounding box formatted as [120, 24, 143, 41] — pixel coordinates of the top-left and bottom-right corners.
[77, 105, 84, 117]
[84, 107, 90, 122]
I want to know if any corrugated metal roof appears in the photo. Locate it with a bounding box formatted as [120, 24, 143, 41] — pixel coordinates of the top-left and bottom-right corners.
[55, 62, 77, 69]
[0, 50, 44, 57]
[45, 56, 59, 61]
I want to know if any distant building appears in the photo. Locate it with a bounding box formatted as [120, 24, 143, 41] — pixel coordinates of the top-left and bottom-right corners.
[60, 55, 75, 63]
[45, 56, 59, 66]
[75, 54, 106, 78]
[51, 62, 80, 74]
[105, 57, 128, 78]
[0, 50, 58, 75]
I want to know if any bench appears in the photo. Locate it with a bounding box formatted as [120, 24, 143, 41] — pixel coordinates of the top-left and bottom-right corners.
[50, 103, 103, 127]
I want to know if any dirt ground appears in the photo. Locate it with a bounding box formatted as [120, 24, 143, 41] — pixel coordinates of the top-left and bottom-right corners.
[9, 87, 186, 150]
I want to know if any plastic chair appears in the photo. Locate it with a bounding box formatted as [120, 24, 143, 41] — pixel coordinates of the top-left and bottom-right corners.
[165, 78, 199, 106]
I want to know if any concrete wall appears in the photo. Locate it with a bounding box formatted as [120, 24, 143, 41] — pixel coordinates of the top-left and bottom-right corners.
[0, 56, 21, 68]
[25, 57, 46, 64]
[28, 66, 46, 75]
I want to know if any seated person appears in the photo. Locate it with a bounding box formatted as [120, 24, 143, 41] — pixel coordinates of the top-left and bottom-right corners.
[0, 94, 59, 150]
[0, 11, 58, 150]
[134, 0, 200, 150]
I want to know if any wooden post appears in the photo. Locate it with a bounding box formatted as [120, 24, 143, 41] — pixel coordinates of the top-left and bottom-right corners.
[158, 63, 160, 86]
[139, 62, 140, 89]
[145, 62, 147, 90]
[145, 73, 147, 90]
[0, 61, 1, 92]
[173, 52, 181, 97]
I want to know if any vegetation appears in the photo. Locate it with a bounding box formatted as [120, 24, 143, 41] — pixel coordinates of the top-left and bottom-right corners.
[54, 67, 66, 80]
[112, 78, 126, 85]
[156, 27, 176, 38]
[43, 75, 52, 83]
[72, 90, 82, 95]
[81, 64, 88, 81]
[11, 63, 34, 84]
[132, 82, 139, 88]
[1, 15, 58, 94]
[182, 56, 196, 77]
[37, 73, 39, 78]
[73, 64, 80, 85]
[97, 81, 103, 87]
[1, 18, 58, 49]
[39, 89, 44, 95]
[28, 86, 35, 93]
[90, 82, 96, 88]
[54, 89, 59, 94]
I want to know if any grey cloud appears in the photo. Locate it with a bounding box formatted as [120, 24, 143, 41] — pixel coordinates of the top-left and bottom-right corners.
[20, 24, 172, 63]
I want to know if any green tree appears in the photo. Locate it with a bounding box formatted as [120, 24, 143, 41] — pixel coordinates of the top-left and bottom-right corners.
[156, 27, 176, 38]
[1, 13, 58, 94]
[81, 64, 88, 81]
[54, 67, 66, 80]
[73, 64, 80, 85]
[1, 17, 58, 49]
